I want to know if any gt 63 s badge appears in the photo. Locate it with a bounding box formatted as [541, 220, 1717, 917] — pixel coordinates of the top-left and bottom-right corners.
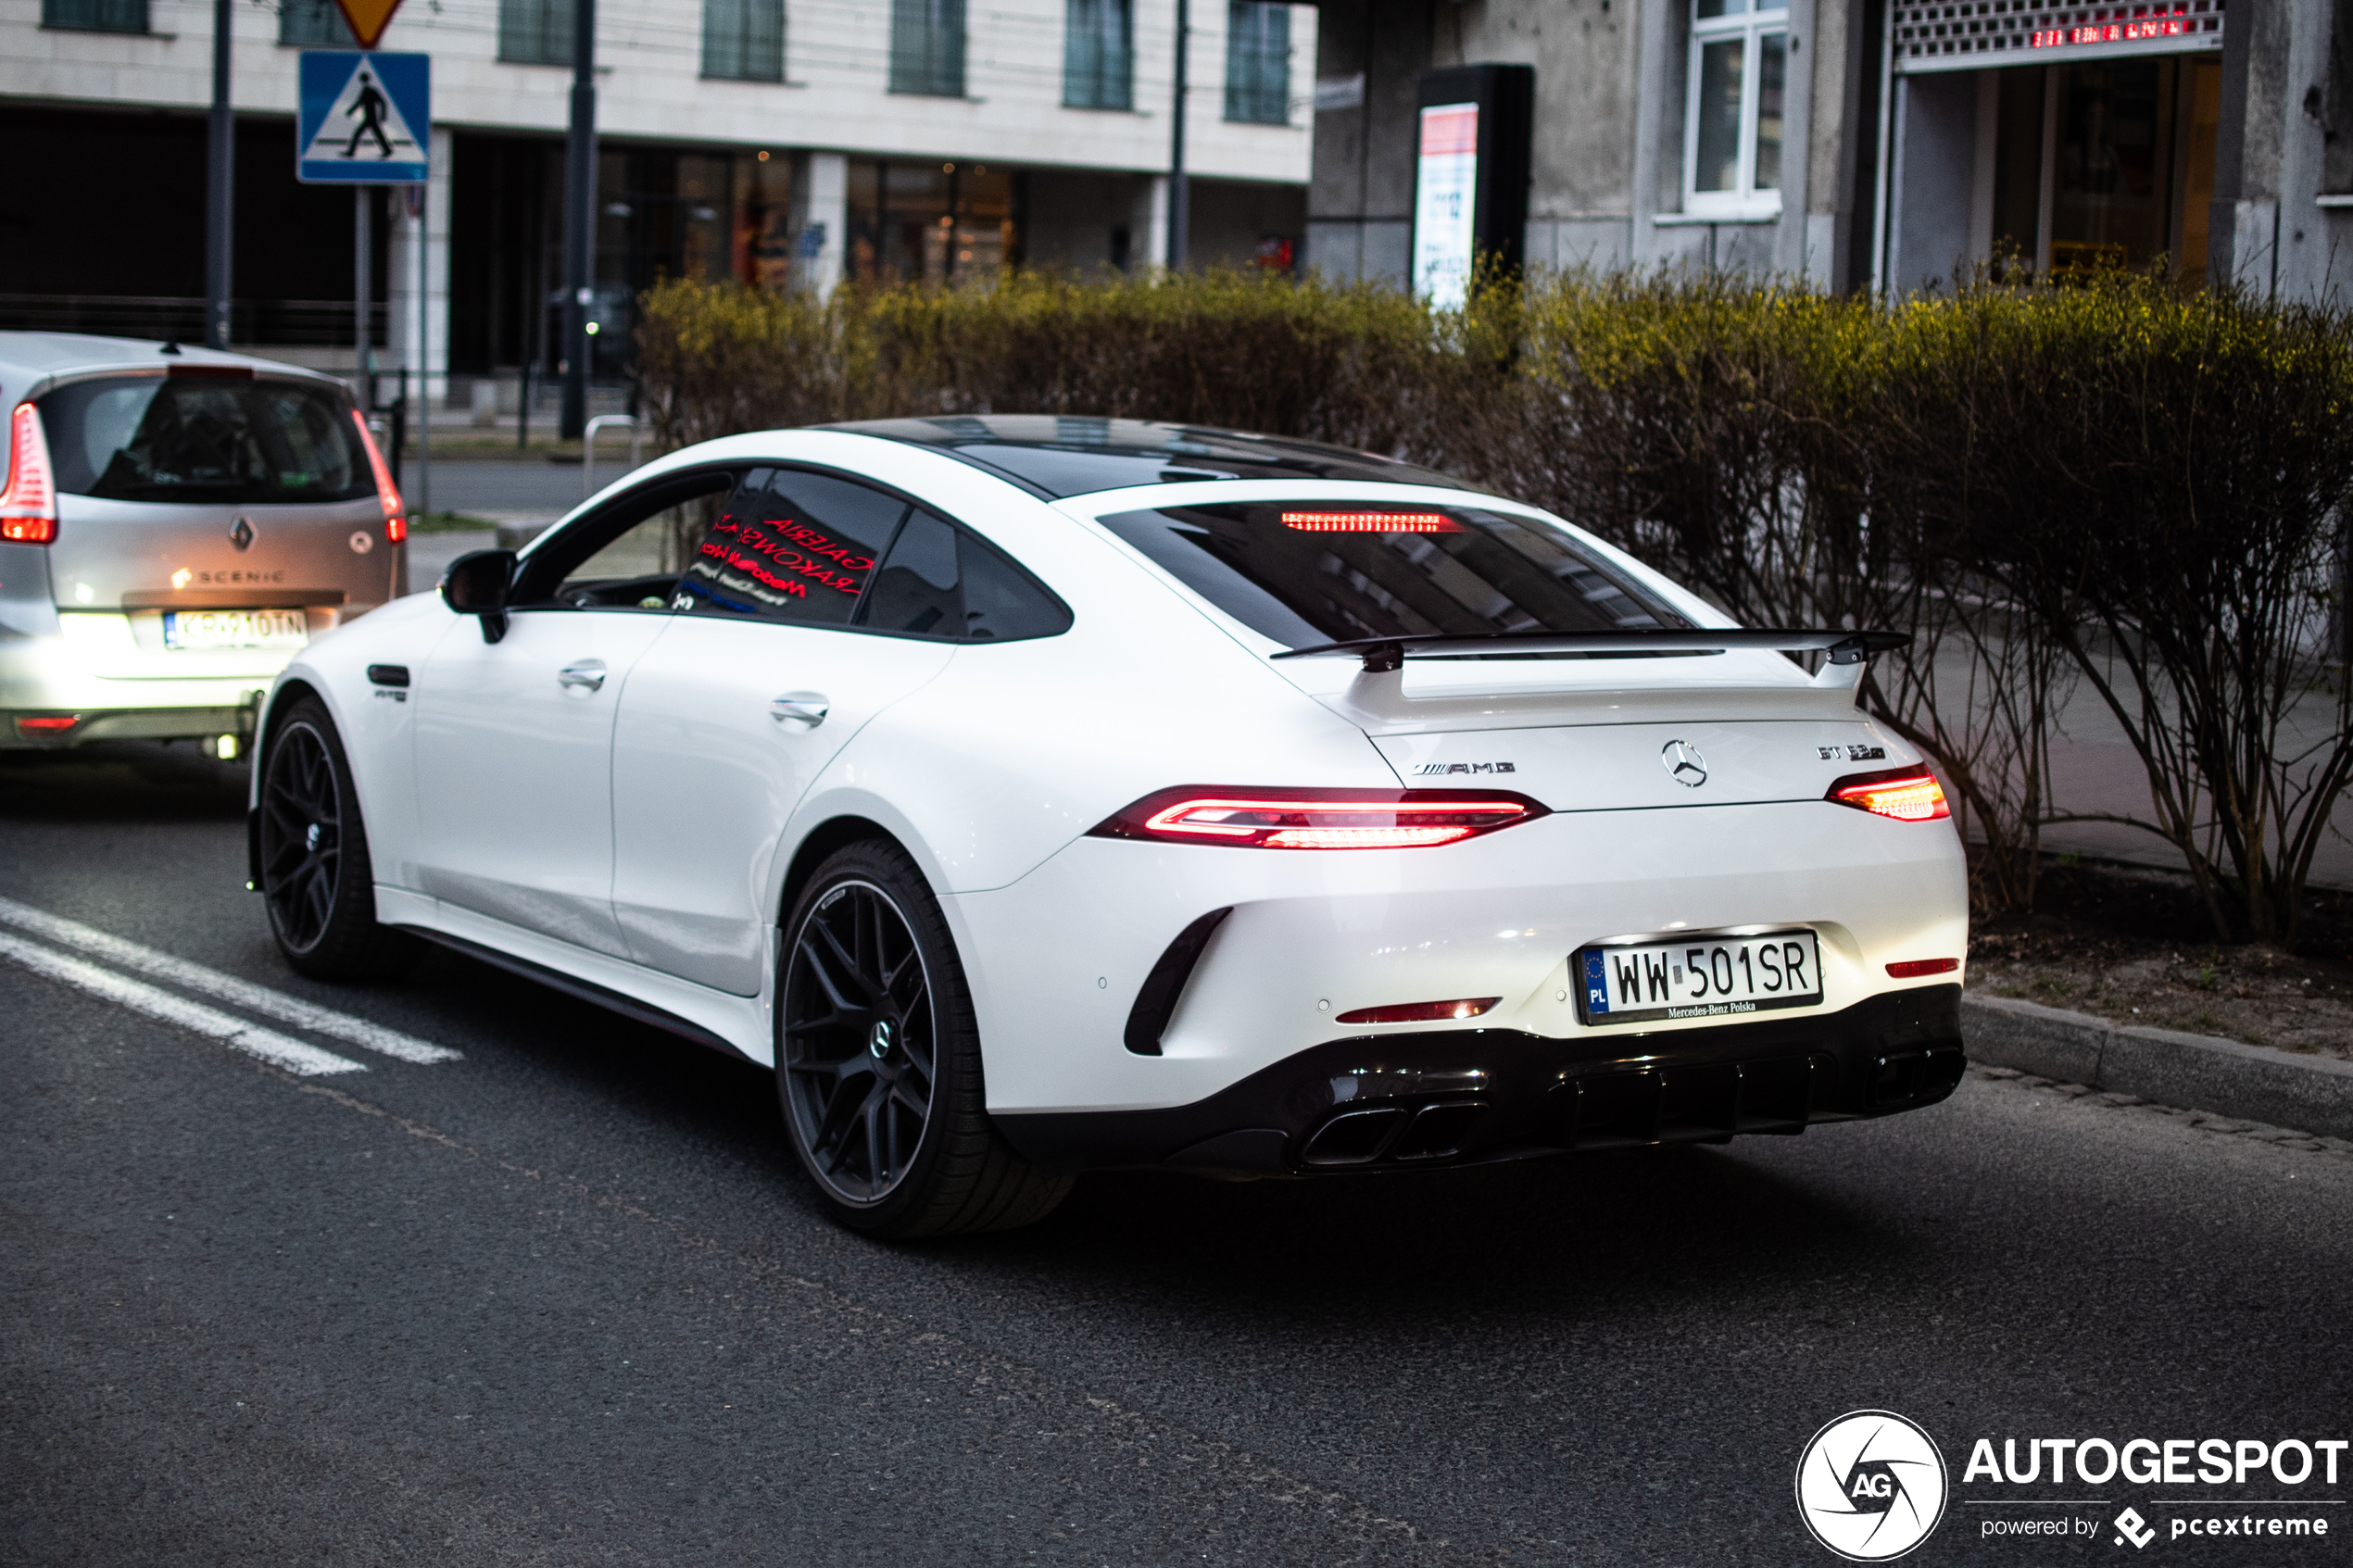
[1795, 1410, 1948, 1561]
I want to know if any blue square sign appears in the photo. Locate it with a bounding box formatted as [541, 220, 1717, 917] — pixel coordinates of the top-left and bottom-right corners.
[297, 51, 430, 184]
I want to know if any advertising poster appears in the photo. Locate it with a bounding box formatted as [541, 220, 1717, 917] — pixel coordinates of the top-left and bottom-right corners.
[1413, 102, 1478, 308]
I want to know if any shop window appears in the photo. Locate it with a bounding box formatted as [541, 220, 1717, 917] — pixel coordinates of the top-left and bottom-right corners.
[846, 159, 1016, 283]
[704, 0, 784, 81]
[498, 0, 573, 65]
[2326, 0, 2353, 194]
[279, 0, 352, 44]
[890, 0, 965, 96]
[1224, 2, 1290, 125]
[1064, 0, 1134, 111]
[1683, 0, 1786, 218]
[41, 0, 145, 31]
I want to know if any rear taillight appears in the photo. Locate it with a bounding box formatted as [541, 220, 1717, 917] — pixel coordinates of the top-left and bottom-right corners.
[0, 402, 57, 545]
[1828, 767, 1950, 822]
[1089, 787, 1548, 849]
[351, 408, 404, 528]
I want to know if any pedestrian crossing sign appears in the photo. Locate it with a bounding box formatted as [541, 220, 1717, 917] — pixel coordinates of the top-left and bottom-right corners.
[296, 51, 430, 184]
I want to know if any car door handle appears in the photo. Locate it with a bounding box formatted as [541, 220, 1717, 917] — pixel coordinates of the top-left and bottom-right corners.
[558, 659, 608, 694]
[768, 692, 829, 730]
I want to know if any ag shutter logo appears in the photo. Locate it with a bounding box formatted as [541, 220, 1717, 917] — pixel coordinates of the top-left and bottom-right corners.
[1796, 1410, 1949, 1562]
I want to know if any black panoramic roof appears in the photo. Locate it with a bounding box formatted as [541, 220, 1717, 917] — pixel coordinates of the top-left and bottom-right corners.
[826, 415, 1468, 500]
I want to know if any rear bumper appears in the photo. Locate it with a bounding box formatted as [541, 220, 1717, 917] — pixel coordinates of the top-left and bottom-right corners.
[0, 702, 261, 748]
[993, 984, 1965, 1177]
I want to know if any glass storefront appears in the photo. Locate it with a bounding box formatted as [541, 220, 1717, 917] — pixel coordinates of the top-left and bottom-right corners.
[1982, 56, 2221, 285]
[846, 159, 1022, 284]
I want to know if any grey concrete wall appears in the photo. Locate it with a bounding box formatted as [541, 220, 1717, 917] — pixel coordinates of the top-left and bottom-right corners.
[1304, 0, 1432, 283]
[1886, 69, 1976, 294]
[1448, 0, 1641, 228]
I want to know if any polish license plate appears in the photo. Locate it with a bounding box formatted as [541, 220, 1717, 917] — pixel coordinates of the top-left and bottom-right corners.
[1577, 929, 1822, 1026]
[162, 609, 309, 651]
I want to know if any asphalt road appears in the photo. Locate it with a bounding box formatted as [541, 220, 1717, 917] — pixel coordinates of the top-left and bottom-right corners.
[3, 746, 2349, 1567]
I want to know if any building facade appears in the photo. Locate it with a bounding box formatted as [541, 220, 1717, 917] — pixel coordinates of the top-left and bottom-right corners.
[1, 0, 1316, 394]
[1307, 0, 2345, 304]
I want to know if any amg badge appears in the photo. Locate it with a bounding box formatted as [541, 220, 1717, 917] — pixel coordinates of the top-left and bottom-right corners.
[1411, 761, 1517, 776]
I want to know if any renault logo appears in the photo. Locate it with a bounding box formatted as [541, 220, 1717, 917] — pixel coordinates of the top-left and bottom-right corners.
[228, 516, 254, 551]
[1661, 739, 1708, 787]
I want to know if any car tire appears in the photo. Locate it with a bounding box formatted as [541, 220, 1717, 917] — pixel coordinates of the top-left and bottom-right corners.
[257, 696, 420, 982]
[775, 840, 1072, 1239]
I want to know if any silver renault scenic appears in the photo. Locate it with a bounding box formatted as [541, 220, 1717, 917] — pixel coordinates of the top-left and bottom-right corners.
[0, 332, 406, 757]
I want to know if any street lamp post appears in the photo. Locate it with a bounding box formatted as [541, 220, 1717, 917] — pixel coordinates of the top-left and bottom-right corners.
[205, 0, 233, 350]
[1166, 0, 1189, 271]
[560, 0, 598, 442]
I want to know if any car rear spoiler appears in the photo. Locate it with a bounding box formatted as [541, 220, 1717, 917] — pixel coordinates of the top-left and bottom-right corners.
[1269, 629, 1911, 673]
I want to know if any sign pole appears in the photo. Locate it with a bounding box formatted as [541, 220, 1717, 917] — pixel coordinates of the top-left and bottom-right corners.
[416, 185, 431, 520]
[560, 0, 597, 442]
[355, 188, 371, 405]
[1166, 0, 1188, 271]
[206, 0, 234, 350]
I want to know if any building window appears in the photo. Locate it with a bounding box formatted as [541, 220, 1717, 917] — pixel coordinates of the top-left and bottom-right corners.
[41, 0, 146, 32]
[1063, 0, 1133, 111]
[498, 0, 573, 66]
[704, 0, 784, 81]
[890, 0, 965, 97]
[279, 0, 353, 45]
[1223, 2, 1289, 124]
[1684, 0, 1786, 216]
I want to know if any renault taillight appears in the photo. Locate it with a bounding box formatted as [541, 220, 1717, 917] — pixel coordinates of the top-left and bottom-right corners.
[1089, 787, 1547, 849]
[1828, 767, 1950, 822]
[351, 408, 404, 530]
[0, 402, 57, 544]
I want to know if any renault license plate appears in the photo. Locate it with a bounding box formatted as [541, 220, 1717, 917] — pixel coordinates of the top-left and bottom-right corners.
[162, 609, 309, 651]
[1577, 929, 1822, 1026]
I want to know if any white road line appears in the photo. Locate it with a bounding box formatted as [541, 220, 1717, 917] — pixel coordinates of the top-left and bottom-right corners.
[0, 929, 364, 1077]
[0, 895, 459, 1065]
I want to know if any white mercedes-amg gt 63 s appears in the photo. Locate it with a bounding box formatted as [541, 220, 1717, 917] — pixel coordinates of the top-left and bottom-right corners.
[250, 417, 1968, 1237]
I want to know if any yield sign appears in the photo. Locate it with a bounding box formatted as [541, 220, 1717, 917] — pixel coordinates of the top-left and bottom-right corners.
[334, 0, 403, 49]
[296, 51, 430, 183]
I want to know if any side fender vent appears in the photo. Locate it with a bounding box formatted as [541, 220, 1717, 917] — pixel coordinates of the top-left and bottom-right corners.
[1122, 907, 1233, 1056]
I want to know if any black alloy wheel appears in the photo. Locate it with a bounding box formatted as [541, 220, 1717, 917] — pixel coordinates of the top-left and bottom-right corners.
[780, 877, 938, 1204]
[775, 842, 1072, 1237]
[259, 718, 342, 954]
[257, 697, 418, 981]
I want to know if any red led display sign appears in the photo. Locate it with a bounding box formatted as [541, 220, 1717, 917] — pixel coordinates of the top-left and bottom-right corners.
[2032, 9, 2188, 47]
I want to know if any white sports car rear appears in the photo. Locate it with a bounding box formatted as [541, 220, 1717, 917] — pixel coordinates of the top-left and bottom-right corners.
[249, 417, 1968, 1237]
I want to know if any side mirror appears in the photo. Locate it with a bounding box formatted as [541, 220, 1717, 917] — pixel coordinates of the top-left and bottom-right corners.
[441, 549, 515, 644]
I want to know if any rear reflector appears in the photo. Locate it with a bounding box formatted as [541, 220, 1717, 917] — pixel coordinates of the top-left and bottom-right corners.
[15, 715, 79, 735]
[352, 408, 405, 525]
[1089, 786, 1548, 849]
[1280, 511, 1462, 533]
[1335, 997, 1500, 1024]
[0, 402, 58, 545]
[1885, 958, 1960, 978]
[1827, 767, 1949, 822]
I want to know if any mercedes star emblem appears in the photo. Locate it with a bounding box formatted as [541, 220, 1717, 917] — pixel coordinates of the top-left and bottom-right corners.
[1662, 739, 1708, 787]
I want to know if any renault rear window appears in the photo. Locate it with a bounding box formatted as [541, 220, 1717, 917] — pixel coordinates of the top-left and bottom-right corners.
[1094, 501, 1687, 648]
[39, 374, 371, 505]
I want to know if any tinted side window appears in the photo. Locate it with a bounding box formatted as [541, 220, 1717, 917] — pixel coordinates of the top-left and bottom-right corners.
[676, 469, 905, 626]
[960, 533, 1073, 642]
[859, 509, 962, 636]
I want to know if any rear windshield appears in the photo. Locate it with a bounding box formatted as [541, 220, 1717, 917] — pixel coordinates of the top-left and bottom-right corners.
[1095, 501, 1688, 648]
[40, 375, 371, 505]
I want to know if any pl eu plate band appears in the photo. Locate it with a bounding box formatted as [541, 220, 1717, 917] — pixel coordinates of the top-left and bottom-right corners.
[1269, 628, 1913, 673]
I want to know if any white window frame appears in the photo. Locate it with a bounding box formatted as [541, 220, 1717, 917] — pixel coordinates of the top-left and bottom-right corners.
[1681, 0, 1788, 220]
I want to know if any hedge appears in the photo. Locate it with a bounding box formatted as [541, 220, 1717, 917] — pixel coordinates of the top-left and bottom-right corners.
[635, 268, 2353, 946]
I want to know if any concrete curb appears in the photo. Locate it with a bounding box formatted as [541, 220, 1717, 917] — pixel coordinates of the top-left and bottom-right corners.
[1961, 994, 2353, 1142]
